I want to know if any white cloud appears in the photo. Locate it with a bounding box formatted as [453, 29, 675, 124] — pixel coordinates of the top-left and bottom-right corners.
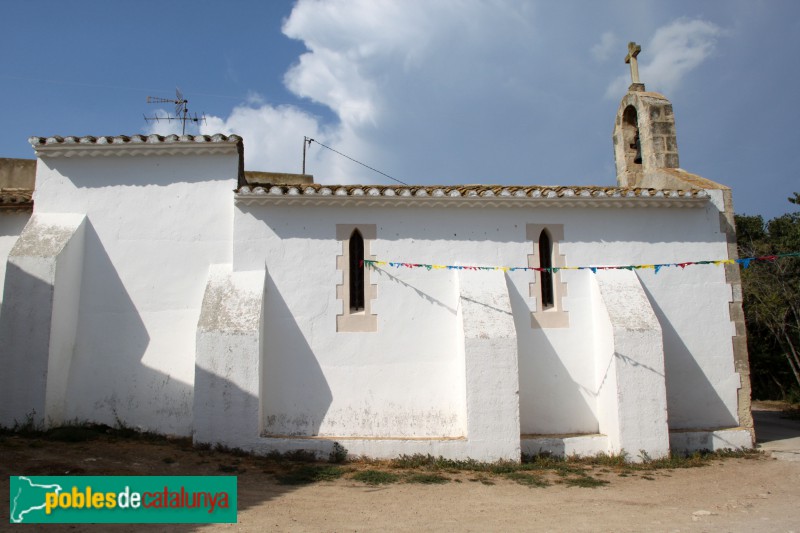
[606, 18, 722, 97]
[592, 32, 618, 62]
[280, 0, 458, 128]
[283, 47, 378, 127]
[244, 91, 266, 107]
[191, 0, 524, 184]
[200, 3, 727, 187]
[143, 109, 184, 136]
[200, 103, 328, 177]
[276, 0, 540, 184]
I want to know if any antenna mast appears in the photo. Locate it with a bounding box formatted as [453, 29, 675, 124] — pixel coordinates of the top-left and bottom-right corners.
[302, 136, 313, 174]
[144, 88, 206, 135]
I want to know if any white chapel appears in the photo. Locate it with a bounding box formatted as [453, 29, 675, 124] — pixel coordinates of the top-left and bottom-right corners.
[0, 44, 754, 461]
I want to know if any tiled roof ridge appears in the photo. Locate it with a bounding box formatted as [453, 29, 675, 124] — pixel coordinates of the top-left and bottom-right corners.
[29, 134, 242, 146]
[236, 182, 708, 200]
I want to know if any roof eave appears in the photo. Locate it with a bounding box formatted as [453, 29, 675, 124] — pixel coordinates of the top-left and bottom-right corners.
[29, 134, 242, 158]
[234, 193, 709, 209]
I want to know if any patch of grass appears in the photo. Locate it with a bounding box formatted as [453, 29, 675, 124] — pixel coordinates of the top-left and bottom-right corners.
[328, 442, 348, 464]
[562, 476, 609, 488]
[521, 454, 587, 476]
[390, 454, 437, 469]
[276, 465, 345, 485]
[633, 449, 760, 470]
[635, 453, 708, 470]
[712, 448, 763, 460]
[45, 425, 107, 442]
[2, 417, 113, 442]
[387, 449, 760, 482]
[4, 419, 167, 444]
[9, 412, 42, 437]
[213, 444, 250, 457]
[282, 449, 318, 462]
[504, 472, 549, 488]
[565, 451, 628, 468]
[351, 469, 400, 485]
[566, 448, 761, 473]
[391, 454, 565, 476]
[390, 454, 485, 472]
[308, 465, 344, 481]
[261, 448, 321, 465]
[488, 461, 522, 474]
[109, 415, 164, 442]
[405, 473, 449, 484]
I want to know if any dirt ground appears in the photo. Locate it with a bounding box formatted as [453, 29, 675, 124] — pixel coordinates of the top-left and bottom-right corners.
[2, 429, 799, 533]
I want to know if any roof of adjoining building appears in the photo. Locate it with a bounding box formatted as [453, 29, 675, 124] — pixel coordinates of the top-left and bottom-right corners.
[0, 158, 35, 212]
[0, 188, 33, 212]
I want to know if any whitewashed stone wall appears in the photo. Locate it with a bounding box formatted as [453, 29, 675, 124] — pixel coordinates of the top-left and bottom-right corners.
[0, 213, 85, 427]
[0, 214, 29, 305]
[1, 148, 239, 434]
[224, 197, 747, 458]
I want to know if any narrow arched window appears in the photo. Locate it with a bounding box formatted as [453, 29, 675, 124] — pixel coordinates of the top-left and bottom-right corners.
[539, 230, 554, 309]
[349, 229, 365, 311]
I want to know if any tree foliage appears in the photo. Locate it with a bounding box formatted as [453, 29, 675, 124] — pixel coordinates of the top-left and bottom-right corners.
[736, 193, 800, 400]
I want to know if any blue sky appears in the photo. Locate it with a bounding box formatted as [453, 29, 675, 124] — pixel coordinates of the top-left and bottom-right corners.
[2, 0, 797, 219]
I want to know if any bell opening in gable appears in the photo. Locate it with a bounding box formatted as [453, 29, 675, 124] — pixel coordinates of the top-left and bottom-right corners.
[622, 105, 642, 166]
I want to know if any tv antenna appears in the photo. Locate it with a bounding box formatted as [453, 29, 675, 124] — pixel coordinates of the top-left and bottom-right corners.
[144, 88, 206, 135]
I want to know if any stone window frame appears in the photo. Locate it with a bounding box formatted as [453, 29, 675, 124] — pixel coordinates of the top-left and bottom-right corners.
[538, 230, 555, 309]
[336, 224, 377, 332]
[527, 224, 569, 329]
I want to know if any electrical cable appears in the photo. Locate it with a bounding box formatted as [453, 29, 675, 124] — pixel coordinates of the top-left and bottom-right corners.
[307, 138, 408, 186]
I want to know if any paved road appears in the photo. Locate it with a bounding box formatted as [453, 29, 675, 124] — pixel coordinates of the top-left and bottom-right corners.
[753, 407, 800, 461]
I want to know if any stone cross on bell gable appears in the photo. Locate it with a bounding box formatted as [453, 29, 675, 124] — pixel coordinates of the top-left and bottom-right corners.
[625, 42, 642, 84]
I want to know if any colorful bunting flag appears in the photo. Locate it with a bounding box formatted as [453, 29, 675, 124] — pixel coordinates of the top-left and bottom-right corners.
[361, 252, 800, 274]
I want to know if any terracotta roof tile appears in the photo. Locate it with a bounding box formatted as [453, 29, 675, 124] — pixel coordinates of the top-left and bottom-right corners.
[236, 183, 708, 208]
[28, 134, 243, 158]
[28, 134, 242, 146]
